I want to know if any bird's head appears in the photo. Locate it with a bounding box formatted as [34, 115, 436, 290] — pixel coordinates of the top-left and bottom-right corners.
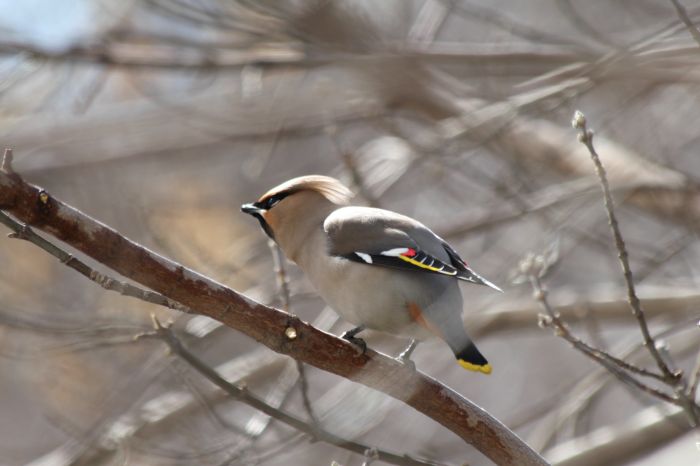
[241, 175, 353, 244]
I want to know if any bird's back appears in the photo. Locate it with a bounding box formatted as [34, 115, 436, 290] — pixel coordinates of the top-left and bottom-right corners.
[294, 206, 463, 340]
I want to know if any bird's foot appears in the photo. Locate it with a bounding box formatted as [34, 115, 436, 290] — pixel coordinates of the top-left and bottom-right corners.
[344, 335, 367, 355]
[396, 339, 418, 370]
[342, 325, 367, 355]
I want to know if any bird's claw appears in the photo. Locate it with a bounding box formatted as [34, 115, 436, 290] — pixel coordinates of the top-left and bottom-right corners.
[342, 334, 367, 355]
[341, 325, 367, 355]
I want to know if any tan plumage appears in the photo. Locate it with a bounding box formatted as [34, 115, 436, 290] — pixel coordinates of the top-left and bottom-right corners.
[258, 175, 353, 206]
[242, 175, 499, 374]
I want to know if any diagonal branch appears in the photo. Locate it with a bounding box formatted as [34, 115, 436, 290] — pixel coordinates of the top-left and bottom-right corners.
[670, 0, 700, 48]
[0, 154, 548, 466]
[0, 210, 191, 314]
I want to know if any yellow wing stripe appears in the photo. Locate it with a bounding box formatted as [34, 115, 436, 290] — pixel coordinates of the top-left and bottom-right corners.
[398, 254, 457, 275]
[458, 359, 492, 374]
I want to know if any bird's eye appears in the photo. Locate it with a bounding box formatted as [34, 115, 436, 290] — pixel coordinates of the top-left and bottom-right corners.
[260, 191, 293, 210]
[265, 196, 281, 209]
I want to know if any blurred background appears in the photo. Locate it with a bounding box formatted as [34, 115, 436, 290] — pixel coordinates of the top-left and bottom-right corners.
[0, 1, 699, 465]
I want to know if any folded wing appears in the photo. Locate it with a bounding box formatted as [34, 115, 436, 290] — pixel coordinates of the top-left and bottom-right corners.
[324, 206, 501, 290]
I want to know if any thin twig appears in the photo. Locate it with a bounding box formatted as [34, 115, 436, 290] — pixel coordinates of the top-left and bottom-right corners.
[139, 317, 437, 466]
[521, 321, 700, 451]
[326, 126, 381, 208]
[268, 239, 292, 313]
[528, 274, 676, 404]
[571, 111, 680, 384]
[670, 0, 700, 48]
[267, 239, 320, 427]
[0, 211, 192, 314]
[515, 251, 668, 384]
[2, 148, 14, 173]
[295, 359, 319, 426]
[689, 347, 700, 399]
[362, 447, 380, 466]
[470, 287, 700, 337]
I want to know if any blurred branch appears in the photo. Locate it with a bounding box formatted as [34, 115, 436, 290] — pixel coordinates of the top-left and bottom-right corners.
[469, 287, 700, 337]
[138, 318, 431, 466]
[0, 39, 584, 72]
[7, 90, 385, 174]
[0, 212, 191, 314]
[546, 404, 688, 466]
[0, 155, 548, 466]
[25, 350, 170, 466]
[555, 1, 617, 49]
[0, 40, 306, 70]
[267, 239, 319, 427]
[327, 127, 381, 208]
[1, 148, 14, 172]
[441, 0, 587, 50]
[409, 0, 450, 44]
[363, 447, 380, 466]
[268, 239, 292, 313]
[690, 348, 700, 400]
[74, 349, 291, 465]
[442, 178, 600, 239]
[670, 0, 700, 47]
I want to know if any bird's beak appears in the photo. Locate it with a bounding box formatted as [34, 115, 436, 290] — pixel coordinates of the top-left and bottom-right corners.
[241, 203, 276, 240]
[241, 203, 264, 215]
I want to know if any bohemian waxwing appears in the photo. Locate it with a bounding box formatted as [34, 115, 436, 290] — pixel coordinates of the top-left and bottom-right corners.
[241, 175, 501, 374]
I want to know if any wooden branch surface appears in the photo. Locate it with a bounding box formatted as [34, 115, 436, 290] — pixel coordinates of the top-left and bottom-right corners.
[0, 168, 548, 466]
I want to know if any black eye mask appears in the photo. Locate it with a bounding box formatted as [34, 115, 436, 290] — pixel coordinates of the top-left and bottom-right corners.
[240, 191, 294, 240]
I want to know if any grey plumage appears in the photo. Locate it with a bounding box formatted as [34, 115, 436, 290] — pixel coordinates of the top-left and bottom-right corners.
[325, 206, 445, 258]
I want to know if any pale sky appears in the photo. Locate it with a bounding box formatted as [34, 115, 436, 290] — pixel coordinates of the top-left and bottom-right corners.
[0, 0, 101, 53]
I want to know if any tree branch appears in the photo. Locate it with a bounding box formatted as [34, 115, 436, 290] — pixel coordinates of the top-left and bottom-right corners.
[138, 317, 436, 466]
[571, 111, 680, 384]
[527, 274, 676, 404]
[0, 158, 547, 466]
[0, 211, 191, 314]
[267, 239, 320, 428]
[470, 287, 700, 337]
[670, 0, 700, 48]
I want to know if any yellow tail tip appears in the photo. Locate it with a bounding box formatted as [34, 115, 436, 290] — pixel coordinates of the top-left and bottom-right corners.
[458, 359, 492, 374]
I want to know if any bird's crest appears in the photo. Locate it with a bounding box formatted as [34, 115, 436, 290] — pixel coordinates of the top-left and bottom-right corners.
[259, 175, 353, 205]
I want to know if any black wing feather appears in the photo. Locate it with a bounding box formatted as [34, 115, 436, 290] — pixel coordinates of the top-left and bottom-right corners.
[340, 249, 459, 277]
[441, 241, 490, 284]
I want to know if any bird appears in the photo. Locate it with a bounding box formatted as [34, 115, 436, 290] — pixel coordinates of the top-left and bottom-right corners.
[241, 175, 501, 374]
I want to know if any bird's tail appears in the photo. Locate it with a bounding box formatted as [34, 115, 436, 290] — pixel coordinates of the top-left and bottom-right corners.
[455, 342, 492, 374]
[415, 297, 492, 374]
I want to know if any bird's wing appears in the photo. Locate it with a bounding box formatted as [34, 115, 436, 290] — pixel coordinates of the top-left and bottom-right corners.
[342, 243, 462, 277]
[324, 206, 494, 284]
